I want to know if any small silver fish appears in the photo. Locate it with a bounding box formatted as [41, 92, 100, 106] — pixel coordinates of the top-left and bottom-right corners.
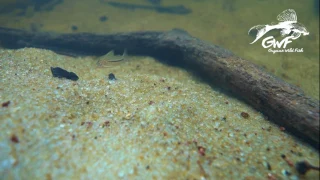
[97, 49, 127, 67]
[248, 9, 309, 44]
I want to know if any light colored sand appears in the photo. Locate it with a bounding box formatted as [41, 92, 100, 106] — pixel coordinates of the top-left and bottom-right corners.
[0, 48, 319, 179]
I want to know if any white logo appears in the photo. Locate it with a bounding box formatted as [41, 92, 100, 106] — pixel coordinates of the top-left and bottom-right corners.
[248, 9, 309, 53]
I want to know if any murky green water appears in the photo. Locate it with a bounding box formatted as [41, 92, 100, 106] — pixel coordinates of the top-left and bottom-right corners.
[0, 1, 319, 179]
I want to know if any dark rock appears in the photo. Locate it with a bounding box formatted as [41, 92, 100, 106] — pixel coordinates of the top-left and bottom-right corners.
[50, 67, 79, 81]
[2, 101, 10, 107]
[108, 73, 116, 80]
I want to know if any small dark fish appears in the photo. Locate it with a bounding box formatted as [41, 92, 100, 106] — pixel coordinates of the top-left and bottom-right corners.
[50, 67, 79, 81]
[96, 49, 127, 68]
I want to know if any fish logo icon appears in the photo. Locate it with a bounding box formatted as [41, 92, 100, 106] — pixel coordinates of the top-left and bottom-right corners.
[248, 9, 309, 44]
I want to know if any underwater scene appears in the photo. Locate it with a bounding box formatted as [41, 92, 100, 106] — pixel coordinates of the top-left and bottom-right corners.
[0, 0, 319, 179]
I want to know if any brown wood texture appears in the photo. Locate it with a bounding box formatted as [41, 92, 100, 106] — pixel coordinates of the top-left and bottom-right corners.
[0, 27, 319, 149]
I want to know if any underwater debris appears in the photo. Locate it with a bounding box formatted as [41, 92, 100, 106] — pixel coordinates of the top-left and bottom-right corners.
[240, 112, 250, 119]
[197, 146, 206, 156]
[2, 100, 10, 107]
[100, 121, 110, 128]
[266, 162, 272, 171]
[50, 67, 79, 81]
[81, 121, 93, 129]
[281, 169, 291, 176]
[103, 1, 191, 15]
[281, 154, 294, 167]
[279, 126, 286, 131]
[10, 134, 19, 143]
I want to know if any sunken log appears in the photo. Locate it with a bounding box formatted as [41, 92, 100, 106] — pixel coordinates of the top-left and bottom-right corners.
[0, 27, 319, 149]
